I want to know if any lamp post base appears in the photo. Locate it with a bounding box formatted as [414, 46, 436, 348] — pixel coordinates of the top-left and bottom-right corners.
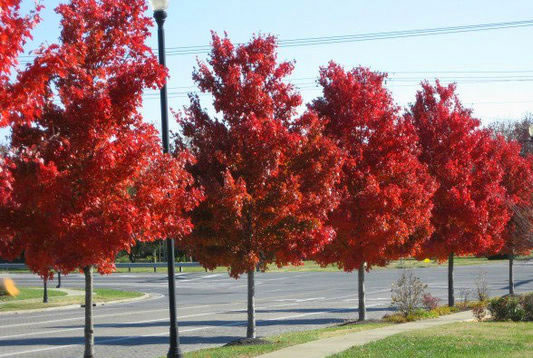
[167, 347, 183, 358]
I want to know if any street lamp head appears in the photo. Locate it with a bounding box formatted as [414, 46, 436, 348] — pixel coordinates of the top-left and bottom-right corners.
[150, 0, 169, 11]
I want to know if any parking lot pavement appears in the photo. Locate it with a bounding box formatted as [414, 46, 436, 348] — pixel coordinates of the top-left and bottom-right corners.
[1, 262, 531, 358]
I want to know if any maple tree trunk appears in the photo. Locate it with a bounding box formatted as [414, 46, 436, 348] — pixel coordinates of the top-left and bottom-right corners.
[358, 263, 366, 321]
[43, 279, 48, 303]
[509, 254, 515, 295]
[56, 272, 62, 288]
[448, 252, 455, 307]
[247, 269, 256, 339]
[83, 266, 95, 358]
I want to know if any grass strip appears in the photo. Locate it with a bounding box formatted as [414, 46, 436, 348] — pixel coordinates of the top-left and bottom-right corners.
[174, 321, 390, 358]
[330, 321, 533, 358]
[4, 256, 517, 275]
[0, 287, 67, 302]
[0, 287, 143, 312]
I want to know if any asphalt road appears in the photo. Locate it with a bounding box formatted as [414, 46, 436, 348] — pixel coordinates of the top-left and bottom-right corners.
[1, 262, 532, 358]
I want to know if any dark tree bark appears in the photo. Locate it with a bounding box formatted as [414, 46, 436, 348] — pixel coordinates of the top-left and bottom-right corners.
[448, 252, 455, 307]
[83, 266, 94, 358]
[56, 272, 62, 288]
[509, 253, 515, 295]
[247, 269, 256, 338]
[358, 262, 366, 321]
[43, 279, 48, 303]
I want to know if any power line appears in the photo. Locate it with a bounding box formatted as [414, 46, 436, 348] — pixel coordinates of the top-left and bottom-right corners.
[141, 74, 533, 99]
[142, 81, 533, 100]
[18, 19, 533, 61]
[387, 70, 533, 74]
[164, 19, 533, 56]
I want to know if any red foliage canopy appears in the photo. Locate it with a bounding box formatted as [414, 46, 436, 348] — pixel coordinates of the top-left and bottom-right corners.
[406, 81, 508, 260]
[177, 34, 343, 277]
[311, 63, 436, 270]
[0, 0, 41, 251]
[0, 0, 202, 277]
[0, 0, 55, 127]
[489, 135, 533, 256]
[0, 0, 38, 81]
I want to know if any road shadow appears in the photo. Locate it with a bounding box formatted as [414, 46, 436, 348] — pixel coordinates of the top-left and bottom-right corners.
[512, 278, 533, 288]
[53, 316, 348, 330]
[254, 307, 389, 314]
[0, 334, 239, 347]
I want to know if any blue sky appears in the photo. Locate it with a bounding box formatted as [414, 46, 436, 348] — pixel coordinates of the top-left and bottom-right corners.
[15, 0, 533, 136]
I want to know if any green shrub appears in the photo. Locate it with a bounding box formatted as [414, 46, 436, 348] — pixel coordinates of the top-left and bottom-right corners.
[465, 301, 481, 309]
[455, 302, 469, 310]
[383, 313, 408, 323]
[406, 309, 438, 321]
[510, 304, 526, 321]
[432, 306, 452, 316]
[488, 297, 508, 320]
[488, 295, 526, 321]
[521, 293, 533, 321]
[506, 296, 525, 321]
[384, 306, 448, 323]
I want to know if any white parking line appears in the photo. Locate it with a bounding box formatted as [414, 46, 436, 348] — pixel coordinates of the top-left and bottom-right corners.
[1, 285, 391, 330]
[0, 310, 237, 340]
[0, 302, 378, 357]
[0, 291, 390, 339]
[275, 297, 325, 303]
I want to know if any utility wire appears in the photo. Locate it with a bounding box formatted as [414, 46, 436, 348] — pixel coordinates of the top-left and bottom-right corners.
[142, 75, 533, 99]
[17, 19, 533, 61]
[164, 19, 533, 55]
[146, 74, 533, 90]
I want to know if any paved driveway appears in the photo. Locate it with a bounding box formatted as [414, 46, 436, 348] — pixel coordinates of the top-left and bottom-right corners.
[1, 261, 532, 358]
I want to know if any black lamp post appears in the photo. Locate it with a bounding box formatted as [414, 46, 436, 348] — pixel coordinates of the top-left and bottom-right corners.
[150, 1, 182, 357]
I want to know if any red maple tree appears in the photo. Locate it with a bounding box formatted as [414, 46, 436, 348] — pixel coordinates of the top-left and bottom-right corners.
[0, 0, 62, 127]
[406, 81, 508, 306]
[311, 63, 436, 320]
[176, 33, 343, 339]
[488, 134, 533, 294]
[0, 0, 42, 256]
[0, 0, 40, 124]
[0, 1, 202, 356]
[0, 0, 37, 74]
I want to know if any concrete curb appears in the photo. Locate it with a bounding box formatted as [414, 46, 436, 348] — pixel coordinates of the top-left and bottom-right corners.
[257, 310, 475, 358]
[90, 292, 151, 307]
[55, 288, 85, 296]
[0, 292, 151, 316]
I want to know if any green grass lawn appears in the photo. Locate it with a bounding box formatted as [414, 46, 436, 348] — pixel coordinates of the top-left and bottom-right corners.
[330, 321, 533, 358]
[0, 287, 143, 312]
[93, 256, 526, 273]
[0, 287, 67, 302]
[265, 256, 500, 272]
[176, 322, 390, 358]
[2, 255, 530, 275]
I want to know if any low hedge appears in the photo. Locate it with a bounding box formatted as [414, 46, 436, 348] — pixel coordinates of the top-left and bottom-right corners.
[488, 293, 533, 322]
[383, 306, 462, 323]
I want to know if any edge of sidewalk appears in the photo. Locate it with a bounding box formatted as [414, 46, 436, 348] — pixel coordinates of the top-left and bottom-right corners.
[257, 310, 475, 358]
